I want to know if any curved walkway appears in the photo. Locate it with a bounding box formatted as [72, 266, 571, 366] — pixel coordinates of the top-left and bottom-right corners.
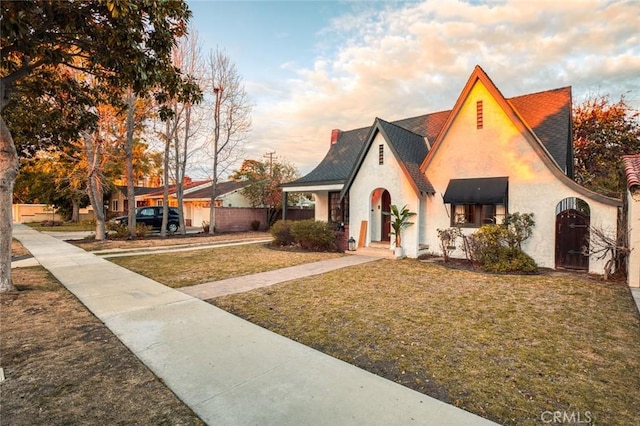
[12, 224, 497, 426]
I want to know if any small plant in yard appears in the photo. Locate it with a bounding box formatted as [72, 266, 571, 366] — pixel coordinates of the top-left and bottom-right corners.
[437, 227, 462, 263]
[464, 212, 537, 273]
[383, 204, 416, 248]
[251, 219, 261, 231]
[107, 222, 151, 239]
[270, 220, 294, 246]
[290, 219, 337, 251]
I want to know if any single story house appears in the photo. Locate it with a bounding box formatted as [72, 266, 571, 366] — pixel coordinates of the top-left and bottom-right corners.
[283, 65, 621, 275]
[107, 180, 252, 227]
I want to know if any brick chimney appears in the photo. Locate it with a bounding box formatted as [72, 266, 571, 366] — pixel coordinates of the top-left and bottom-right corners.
[330, 129, 341, 146]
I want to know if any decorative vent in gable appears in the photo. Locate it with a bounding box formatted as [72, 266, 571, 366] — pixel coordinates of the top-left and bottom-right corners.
[476, 100, 483, 129]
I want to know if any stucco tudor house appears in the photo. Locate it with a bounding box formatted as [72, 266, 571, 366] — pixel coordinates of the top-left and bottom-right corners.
[282, 66, 622, 276]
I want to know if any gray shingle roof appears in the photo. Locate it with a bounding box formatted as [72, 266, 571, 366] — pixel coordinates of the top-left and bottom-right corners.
[283, 126, 371, 187]
[183, 180, 246, 199]
[509, 87, 573, 176]
[376, 118, 434, 194]
[285, 85, 573, 189]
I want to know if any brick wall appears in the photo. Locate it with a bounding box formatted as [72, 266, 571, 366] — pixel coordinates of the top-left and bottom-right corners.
[213, 207, 315, 232]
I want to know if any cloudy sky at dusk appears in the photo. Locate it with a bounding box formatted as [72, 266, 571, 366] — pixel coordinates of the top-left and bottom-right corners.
[187, 0, 640, 176]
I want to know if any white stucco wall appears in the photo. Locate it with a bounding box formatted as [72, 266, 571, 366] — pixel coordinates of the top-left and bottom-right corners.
[221, 190, 252, 208]
[628, 190, 640, 287]
[424, 80, 620, 274]
[313, 191, 330, 222]
[349, 133, 422, 257]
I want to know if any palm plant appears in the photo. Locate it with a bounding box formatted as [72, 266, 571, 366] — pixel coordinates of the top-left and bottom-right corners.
[383, 204, 416, 248]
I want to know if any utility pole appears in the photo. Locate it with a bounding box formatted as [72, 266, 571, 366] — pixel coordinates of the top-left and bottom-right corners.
[264, 151, 275, 176]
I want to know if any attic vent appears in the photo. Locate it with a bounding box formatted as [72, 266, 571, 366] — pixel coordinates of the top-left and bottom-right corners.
[476, 100, 483, 129]
[379, 144, 384, 165]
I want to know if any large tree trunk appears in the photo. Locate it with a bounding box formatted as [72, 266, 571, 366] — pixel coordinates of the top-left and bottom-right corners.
[160, 120, 170, 237]
[125, 90, 137, 238]
[0, 114, 18, 293]
[71, 197, 80, 223]
[83, 132, 106, 240]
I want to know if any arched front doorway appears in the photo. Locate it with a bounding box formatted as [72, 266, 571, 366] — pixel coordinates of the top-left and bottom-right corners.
[555, 197, 590, 270]
[370, 188, 391, 242]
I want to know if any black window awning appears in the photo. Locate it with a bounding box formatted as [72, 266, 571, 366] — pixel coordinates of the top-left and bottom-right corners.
[443, 177, 508, 204]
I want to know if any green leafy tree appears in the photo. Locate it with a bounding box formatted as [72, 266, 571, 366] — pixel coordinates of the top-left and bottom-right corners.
[1, 0, 195, 292]
[573, 94, 640, 198]
[231, 157, 300, 225]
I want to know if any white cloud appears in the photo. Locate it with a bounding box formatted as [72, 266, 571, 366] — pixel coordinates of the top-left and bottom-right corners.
[245, 0, 640, 174]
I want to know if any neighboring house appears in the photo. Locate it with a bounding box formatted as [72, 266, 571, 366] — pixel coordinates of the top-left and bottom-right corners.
[107, 185, 159, 216]
[623, 154, 640, 288]
[181, 180, 251, 227]
[283, 65, 621, 275]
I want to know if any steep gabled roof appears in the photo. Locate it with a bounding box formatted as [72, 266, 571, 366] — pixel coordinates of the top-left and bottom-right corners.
[623, 154, 640, 190]
[420, 65, 567, 175]
[509, 87, 574, 177]
[288, 65, 582, 193]
[282, 127, 370, 187]
[183, 180, 247, 200]
[340, 118, 434, 198]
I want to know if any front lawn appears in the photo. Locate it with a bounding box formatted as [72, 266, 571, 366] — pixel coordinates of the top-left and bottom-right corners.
[211, 259, 640, 425]
[109, 243, 343, 287]
[2, 264, 203, 425]
[25, 221, 95, 232]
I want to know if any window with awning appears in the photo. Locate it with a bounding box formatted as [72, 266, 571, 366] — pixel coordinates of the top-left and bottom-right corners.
[443, 177, 508, 227]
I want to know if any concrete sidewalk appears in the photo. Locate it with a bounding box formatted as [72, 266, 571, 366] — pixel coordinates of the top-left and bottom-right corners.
[12, 224, 497, 426]
[180, 255, 380, 299]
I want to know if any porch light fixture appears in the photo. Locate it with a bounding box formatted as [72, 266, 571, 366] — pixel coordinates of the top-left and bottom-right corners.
[348, 237, 356, 251]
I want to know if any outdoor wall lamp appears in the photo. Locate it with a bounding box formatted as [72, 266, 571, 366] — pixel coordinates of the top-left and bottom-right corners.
[348, 237, 356, 251]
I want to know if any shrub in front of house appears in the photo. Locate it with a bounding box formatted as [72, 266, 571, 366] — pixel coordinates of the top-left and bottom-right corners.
[251, 220, 260, 231]
[290, 219, 337, 251]
[270, 220, 294, 246]
[464, 212, 537, 273]
[107, 222, 152, 239]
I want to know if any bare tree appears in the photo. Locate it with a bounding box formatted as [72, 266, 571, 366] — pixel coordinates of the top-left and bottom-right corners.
[158, 28, 206, 235]
[207, 48, 251, 234]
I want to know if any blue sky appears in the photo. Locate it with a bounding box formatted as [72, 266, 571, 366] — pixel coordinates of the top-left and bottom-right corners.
[186, 0, 640, 176]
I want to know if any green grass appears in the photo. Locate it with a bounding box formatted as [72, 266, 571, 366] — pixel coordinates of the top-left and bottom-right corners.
[109, 243, 343, 287]
[211, 259, 640, 425]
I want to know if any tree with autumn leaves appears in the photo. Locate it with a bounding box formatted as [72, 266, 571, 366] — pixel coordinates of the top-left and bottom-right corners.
[231, 158, 300, 226]
[573, 94, 640, 198]
[1, 0, 198, 292]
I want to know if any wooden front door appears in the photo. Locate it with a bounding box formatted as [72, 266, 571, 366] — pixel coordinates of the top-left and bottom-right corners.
[555, 209, 590, 270]
[381, 190, 391, 241]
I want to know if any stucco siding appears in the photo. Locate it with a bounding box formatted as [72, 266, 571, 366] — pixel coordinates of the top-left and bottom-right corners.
[628, 190, 640, 287]
[313, 191, 330, 222]
[349, 133, 421, 256]
[424, 80, 618, 274]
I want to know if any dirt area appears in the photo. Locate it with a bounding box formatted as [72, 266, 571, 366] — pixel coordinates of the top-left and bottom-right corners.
[1, 264, 203, 425]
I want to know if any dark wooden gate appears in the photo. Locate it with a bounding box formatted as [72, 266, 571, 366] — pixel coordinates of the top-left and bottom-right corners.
[555, 209, 590, 270]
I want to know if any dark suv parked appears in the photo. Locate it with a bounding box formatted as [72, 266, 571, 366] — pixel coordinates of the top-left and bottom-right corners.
[112, 206, 180, 233]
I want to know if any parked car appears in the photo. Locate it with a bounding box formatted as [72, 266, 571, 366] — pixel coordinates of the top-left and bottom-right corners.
[111, 206, 180, 233]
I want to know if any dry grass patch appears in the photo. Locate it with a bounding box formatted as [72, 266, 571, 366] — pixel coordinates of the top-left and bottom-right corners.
[72, 231, 269, 251]
[25, 221, 95, 232]
[1, 266, 202, 425]
[109, 243, 343, 288]
[211, 259, 640, 425]
[11, 238, 30, 258]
